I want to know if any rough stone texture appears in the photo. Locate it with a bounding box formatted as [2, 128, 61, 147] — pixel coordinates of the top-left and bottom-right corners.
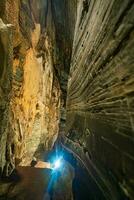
[66, 0, 134, 199]
[0, 0, 75, 175]
[0, 19, 13, 176]
[1, 0, 134, 199]
[0, 0, 77, 176]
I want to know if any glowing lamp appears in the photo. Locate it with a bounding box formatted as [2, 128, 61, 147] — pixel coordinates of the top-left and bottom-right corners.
[52, 157, 62, 170]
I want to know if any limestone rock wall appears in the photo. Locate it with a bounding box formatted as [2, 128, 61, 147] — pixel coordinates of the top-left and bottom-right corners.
[66, 0, 134, 199]
[0, 19, 13, 176]
[0, 0, 63, 176]
[0, 0, 77, 176]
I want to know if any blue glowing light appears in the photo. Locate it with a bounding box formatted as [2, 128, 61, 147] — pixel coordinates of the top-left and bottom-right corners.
[52, 157, 63, 170]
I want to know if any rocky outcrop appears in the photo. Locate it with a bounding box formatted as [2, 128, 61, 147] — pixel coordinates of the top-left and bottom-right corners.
[0, 0, 76, 176]
[0, 161, 74, 200]
[0, 18, 13, 176]
[66, 0, 134, 199]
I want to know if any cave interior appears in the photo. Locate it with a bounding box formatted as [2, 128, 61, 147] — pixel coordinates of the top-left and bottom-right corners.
[0, 0, 134, 200]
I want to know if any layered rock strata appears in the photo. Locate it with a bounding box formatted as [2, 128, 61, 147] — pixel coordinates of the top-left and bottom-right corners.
[66, 0, 134, 199]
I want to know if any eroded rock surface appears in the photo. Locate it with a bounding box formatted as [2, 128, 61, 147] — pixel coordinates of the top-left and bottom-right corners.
[0, 0, 134, 200]
[0, 18, 13, 176]
[0, 0, 76, 176]
[66, 0, 134, 199]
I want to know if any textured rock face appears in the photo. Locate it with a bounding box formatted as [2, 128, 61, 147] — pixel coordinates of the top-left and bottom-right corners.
[0, 0, 75, 176]
[0, 18, 13, 175]
[66, 0, 134, 199]
[1, 0, 134, 199]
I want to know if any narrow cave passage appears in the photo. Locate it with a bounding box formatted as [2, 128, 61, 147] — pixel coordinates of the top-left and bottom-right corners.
[0, 0, 134, 200]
